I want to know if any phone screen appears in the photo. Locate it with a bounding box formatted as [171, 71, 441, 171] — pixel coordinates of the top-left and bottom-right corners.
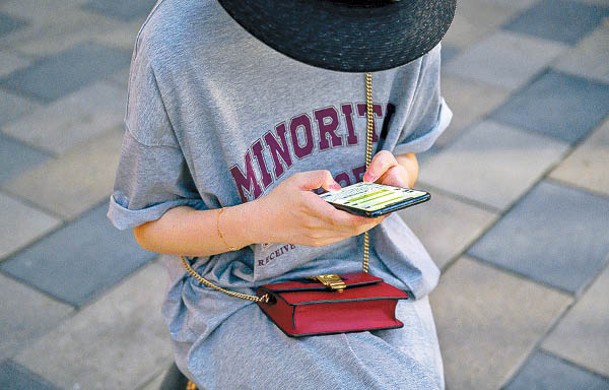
[319, 182, 430, 217]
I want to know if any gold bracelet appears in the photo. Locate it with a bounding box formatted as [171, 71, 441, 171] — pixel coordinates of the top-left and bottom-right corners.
[216, 208, 237, 251]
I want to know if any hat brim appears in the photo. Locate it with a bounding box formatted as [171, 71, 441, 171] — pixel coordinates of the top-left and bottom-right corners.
[217, 0, 456, 72]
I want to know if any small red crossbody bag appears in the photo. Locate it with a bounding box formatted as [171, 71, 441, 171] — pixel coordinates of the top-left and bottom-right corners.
[256, 273, 408, 337]
[181, 73, 409, 337]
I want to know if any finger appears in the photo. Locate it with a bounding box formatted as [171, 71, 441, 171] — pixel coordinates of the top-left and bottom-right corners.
[377, 165, 410, 188]
[293, 170, 341, 192]
[327, 207, 387, 233]
[302, 205, 386, 245]
[349, 215, 387, 236]
[363, 150, 398, 183]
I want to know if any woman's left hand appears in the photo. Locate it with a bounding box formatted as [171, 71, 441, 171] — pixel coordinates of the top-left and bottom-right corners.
[362, 150, 417, 188]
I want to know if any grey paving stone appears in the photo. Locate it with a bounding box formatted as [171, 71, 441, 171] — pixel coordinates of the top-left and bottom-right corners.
[0, 274, 73, 360]
[0, 6, 121, 59]
[0, 42, 130, 102]
[0, 0, 89, 23]
[554, 25, 609, 85]
[15, 261, 174, 390]
[551, 118, 609, 197]
[2, 81, 126, 154]
[140, 367, 170, 390]
[442, 0, 527, 49]
[430, 257, 571, 390]
[503, 0, 609, 45]
[543, 262, 609, 377]
[491, 71, 609, 144]
[0, 12, 25, 37]
[0, 360, 59, 390]
[420, 121, 569, 210]
[4, 130, 123, 220]
[440, 45, 459, 66]
[0, 192, 61, 261]
[444, 31, 567, 91]
[0, 134, 50, 185]
[577, 0, 609, 5]
[415, 145, 441, 167]
[483, 0, 538, 8]
[398, 191, 498, 269]
[106, 65, 130, 88]
[437, 75, 510, 147]
[0, 90, 40, 127]
[0, 50, 31, 78]
[505, 350, 609, 390]
[93, 19, 142, 51]
[469, 180, 609, 294]
[83, 0, 157, 21]
[0, 203, 157, 306]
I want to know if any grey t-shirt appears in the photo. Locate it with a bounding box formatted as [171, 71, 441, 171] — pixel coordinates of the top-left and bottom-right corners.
[108, 1, 453, 387]
[108, 0, 451, 299]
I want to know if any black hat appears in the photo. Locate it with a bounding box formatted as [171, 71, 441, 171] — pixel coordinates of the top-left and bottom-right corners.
[217, 0, 456, 72]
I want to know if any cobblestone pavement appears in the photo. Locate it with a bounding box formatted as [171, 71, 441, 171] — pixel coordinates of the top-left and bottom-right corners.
[1, 0, 609, 388]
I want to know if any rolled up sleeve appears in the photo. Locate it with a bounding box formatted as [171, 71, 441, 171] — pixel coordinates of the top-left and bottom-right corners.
[107, 46, 203, 231]
[385, 44, 453, 156]
[107, 131, 204, 231]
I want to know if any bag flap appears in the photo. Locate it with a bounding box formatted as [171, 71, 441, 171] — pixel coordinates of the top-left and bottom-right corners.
[260, 272, 382, 293]
[257, 272, 409, 306]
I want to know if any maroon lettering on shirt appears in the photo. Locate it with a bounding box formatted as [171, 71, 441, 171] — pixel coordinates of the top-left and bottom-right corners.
[252, 138, 273, 189]
[264, 123, 293, 179]
[315, 106, 343, 150]
[257, 244, 298, 266]
[230, 150, 262, 201]
[341, 104, 359, 146]
[356, 103, 383, 142]
[231, 102, 394, 202]
[290, 113, 315, 159]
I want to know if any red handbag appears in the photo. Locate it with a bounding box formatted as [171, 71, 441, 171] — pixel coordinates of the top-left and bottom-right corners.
[256, 272, 408, 337]
[181, 73, 409, 337]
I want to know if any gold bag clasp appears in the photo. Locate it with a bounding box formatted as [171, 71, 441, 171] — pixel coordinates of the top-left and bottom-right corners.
[312, 274, 346, 293]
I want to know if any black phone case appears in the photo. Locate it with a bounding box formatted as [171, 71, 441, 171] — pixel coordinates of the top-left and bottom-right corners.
[329, 192, 430, 217]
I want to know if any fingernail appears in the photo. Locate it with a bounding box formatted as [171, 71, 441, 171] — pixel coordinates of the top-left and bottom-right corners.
[329, 183, 342, 192]
[363, 173, 376, 183]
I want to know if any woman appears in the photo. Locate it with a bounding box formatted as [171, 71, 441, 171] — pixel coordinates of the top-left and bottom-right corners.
[108, 0, 455, 388]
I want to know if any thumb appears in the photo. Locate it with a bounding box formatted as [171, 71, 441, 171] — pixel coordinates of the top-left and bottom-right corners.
[363, 150, 398, 183]
[294, 170, 342, 192]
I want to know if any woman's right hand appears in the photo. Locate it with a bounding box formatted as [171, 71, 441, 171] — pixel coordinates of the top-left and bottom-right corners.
[246, 170, 386, 247]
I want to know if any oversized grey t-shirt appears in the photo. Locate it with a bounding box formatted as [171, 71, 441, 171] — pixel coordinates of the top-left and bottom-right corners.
[108, 0, 451, 336]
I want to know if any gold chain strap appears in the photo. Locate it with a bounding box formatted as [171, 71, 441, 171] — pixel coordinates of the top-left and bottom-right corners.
[363, 72, 374, 273]
[181, 256, 269, 302]
[181, 72, 375, 299]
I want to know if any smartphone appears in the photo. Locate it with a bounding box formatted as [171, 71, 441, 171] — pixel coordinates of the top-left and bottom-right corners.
[319, 182, 430, 218]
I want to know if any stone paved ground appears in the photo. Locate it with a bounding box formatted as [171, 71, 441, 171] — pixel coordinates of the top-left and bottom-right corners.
[1, 0, 608, 389]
